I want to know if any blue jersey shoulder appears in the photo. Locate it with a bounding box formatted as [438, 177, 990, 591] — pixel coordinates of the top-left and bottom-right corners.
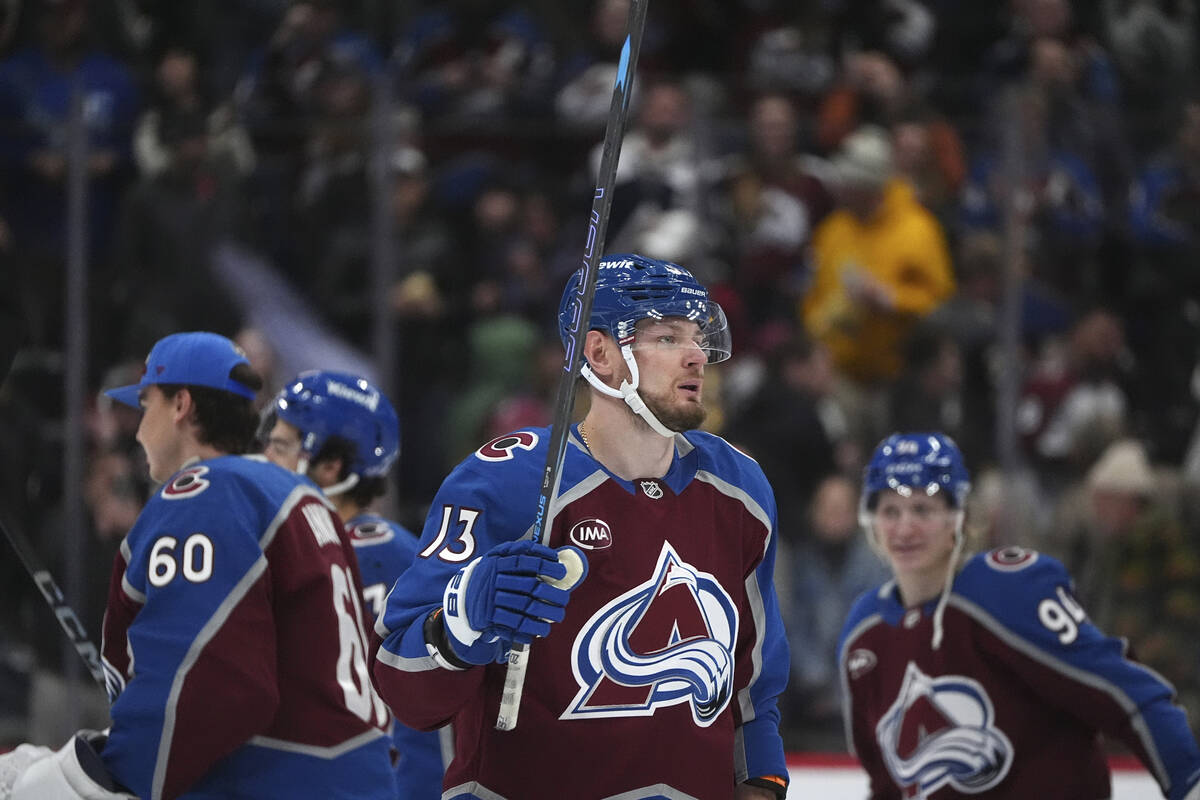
[954, 546, 1073, 611]
[347, 512, 418, 590]
[951, 546, 1091, 651]
[448, 425, 601, 525]
[680, 430, 778, 519]
[838, 583, 892, 653]
[455, 427, 549, 497]
[347, 513, 416, 549]
[440, 427, 777, 541]
[138, 455, 322, 536]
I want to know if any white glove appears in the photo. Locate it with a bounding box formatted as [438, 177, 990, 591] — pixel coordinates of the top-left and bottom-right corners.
[9, 731, 133, 800]
[1, 744, 55, 799]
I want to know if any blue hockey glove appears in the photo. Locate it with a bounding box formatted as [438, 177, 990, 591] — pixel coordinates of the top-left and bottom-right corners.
[441, 541, 587, 665]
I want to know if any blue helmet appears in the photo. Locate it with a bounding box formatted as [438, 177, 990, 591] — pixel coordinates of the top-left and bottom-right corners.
[272, 371, 399, 478]
[862, 432, 971, 511]
[557, 253, 731, 363]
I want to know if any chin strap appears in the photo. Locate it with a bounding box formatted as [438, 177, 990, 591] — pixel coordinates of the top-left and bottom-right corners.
[580, 345, 675, 439]
[294, 457, 360, 497]
[321, 473, 360, 497]
[930, 511, 966, 651]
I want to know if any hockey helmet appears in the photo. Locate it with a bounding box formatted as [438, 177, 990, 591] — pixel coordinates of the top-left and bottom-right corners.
[271, 370, 399, 478]
[861, 431, 971, 516]
[557, 253, 731, 364]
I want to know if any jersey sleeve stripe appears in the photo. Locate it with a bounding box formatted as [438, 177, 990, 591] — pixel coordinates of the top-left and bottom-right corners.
[596, 783, 702, 800]
[524, 470, 609, 542]
[376, 645, 441, 673]
[949, 594, 1171, 788]
[693, 471, 771, 540]
[737, 570, 768, 723]
[118, 539, 147, 603]
[153, 554, 269, 800]
[247, 727, 387, 758]
[121, 572, 147, 604]
[837, 612, 884, 758]
[259, 484, 327, 549]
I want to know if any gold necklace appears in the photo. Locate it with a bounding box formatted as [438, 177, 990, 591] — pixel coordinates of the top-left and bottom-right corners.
[578, 421, 592, 451]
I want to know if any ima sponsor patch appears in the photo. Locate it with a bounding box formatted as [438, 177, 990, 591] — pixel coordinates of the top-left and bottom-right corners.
[847, 649, 877, 679]
[568, 518, 612, 550]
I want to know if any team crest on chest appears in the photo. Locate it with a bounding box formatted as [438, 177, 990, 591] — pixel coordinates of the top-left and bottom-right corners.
[876, 662, 1013, 798]
[562, 541, 737, 727]
[639, 480, 663, 499]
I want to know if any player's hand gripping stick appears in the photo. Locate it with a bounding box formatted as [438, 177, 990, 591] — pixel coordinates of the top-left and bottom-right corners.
[441, 541, 587, 667]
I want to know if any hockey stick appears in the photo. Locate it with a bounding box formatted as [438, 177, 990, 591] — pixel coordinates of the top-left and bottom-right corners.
[495, 0, 650, 732]
[0, 512, 110, 695]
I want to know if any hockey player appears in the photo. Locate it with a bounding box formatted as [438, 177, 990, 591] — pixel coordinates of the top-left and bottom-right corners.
[262, 369, 447, 799]
[839, 431, 1200, 799]
[0, 332, 398, 800]
[370, 253, 791, 799]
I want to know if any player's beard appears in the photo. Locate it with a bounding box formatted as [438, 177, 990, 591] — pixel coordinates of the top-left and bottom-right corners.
[639, 385, 707, 432]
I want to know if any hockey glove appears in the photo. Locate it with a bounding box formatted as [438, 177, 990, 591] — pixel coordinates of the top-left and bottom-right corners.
[4, 730, 133, 800]
[441, 540, 587, 665]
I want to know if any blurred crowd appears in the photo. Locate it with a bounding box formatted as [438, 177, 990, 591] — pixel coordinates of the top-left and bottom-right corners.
[1, 0, 1200, 753]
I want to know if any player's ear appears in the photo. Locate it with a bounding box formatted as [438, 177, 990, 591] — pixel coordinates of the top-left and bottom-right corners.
[172, 387, 195, 424]
[310, 456, 342, 488]
[583, 329, 618, 380]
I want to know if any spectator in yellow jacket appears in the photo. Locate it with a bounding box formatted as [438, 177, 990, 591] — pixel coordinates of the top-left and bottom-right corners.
[801, 125, 955, 446]
[803, 125, 955, 381]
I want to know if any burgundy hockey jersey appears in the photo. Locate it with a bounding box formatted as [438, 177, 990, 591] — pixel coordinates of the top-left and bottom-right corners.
[839, 546, 1200, 799]
[101, 456, 396, 799]
[371, 426, 790, 800]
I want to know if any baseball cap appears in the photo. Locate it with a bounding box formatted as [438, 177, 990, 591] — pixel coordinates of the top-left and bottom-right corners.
[1086, 438, 1155, 496]
[829, 125, 894, 188]
[105, 331, 256, 409]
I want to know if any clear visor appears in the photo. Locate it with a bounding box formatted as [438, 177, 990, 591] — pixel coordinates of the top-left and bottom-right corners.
[629, 303, 732, 364]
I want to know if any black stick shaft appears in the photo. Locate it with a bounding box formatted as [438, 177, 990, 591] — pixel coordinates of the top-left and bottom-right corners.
[496, 0, 650, 731]
[0, 513, 109, 694]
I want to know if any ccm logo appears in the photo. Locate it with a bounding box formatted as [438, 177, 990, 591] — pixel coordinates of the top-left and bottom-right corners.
[568, 518, 612, 550]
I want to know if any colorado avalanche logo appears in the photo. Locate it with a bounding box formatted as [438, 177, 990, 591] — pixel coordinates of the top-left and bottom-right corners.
[475, 431, 538, 462]
[563, 541, 737, 727]
[985, 546, 1039, 572]
[161, 465, 211, 500]
[877, 662, 1013, 797]
[351, 520, 394, 544]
